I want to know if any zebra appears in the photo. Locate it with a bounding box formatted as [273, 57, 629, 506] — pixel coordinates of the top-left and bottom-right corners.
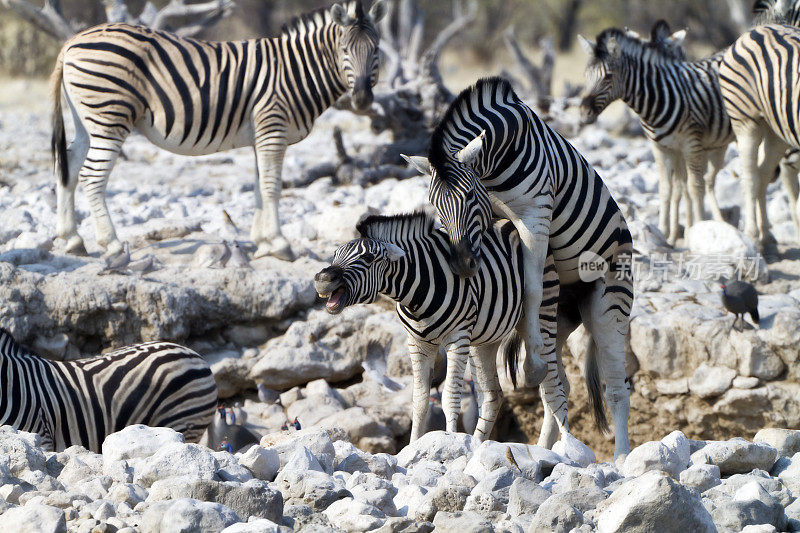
[312, 213, 600, 445]
[579, 20, 731, 245]
[403, 77, 634, 458]
[0, 329, 218, 452]
[753, 0, 800, 26]
[50, 0, 386, 260]
[718, 24, 800, 247]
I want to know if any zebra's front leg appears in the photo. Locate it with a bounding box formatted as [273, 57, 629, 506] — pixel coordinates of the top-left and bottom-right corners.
[734, 124, 764, 244]
[652, 145, 674, 241]
[408, 337, 436, 442]
[253, 131, 293, 260]
[470, 341, 502, 441]
[441, 333, 470, 433]
[777, 156, 800, 241]
[685, 152, 709, 225]
[705, 147, 727, 223]
[757, 130, 789, 247]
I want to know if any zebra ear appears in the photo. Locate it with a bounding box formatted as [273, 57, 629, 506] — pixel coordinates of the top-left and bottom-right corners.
[401, 154, 431, 175]
[669, 29, 687, 45]
[456, 130, 486, 165]
[369, 1, 387, 23]
[382, 242, 406, 261]
[331, 3, 356, 26]
[578, 34, 595, 56]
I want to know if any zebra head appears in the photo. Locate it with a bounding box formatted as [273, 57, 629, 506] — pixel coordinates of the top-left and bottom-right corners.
[403, 131, 493, 279]
[330, 1, 387, 112]
[578, 21, 686, 125]
[314, 237, 405, 314]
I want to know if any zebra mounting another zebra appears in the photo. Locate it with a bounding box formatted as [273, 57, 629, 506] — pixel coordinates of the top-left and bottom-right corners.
[579, 20, 732, 245]
[0, 330, 218, 452]
[51, 0, 386, 260]
[403, 77, 634, 458]
[313, 213, 600, 446]
[719, 23, 800, 247]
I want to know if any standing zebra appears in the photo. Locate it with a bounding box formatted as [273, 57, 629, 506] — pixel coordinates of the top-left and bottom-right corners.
[579, 20, 731, 245]
[51, 1, 386, 260]
[718, 24, 800, 246]
[0, 329, 218, 452]
[404, 77, 634, 458]
[313, 213, 592, 444]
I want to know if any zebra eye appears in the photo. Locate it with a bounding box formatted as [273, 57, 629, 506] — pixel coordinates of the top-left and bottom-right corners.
[362, 252, 376, 262]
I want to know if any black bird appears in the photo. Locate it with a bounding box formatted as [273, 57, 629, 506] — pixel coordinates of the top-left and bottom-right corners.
[722, 281, 760, 332]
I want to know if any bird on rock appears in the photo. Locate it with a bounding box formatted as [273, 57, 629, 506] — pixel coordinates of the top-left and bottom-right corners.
[722, 280, 760, 332]
[227, 241, 252, 269]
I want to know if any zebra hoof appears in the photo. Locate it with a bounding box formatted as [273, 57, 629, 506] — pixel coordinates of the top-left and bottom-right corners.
[64, 235, 87, 256]
[254, 240, 294, 261]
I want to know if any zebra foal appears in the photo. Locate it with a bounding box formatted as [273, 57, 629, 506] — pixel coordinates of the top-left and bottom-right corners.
[51, 0, 385, 260]
[719, 23, 800, 247]
[404, 77, 634, 458]
[313, 213, 596, 444]
[0, 330, 218, 452]
[579, 20, 731, 245]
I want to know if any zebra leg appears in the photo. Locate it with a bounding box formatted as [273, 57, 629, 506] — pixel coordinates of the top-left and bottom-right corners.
[733, 123, 764, 243]
[684, 151, 709, 225]
[408, 337, 436, 442]
[579, 256, 633, 459]
[79, 138, 126, 255]
[777, 156, 800, 241]
[57, 98, 89, 255]
[441, 333, 470, 433]
[757, 130, 789, 246]
[670, 163, 687, 245]
[704, 147, 727, 223]
[470, 340, 503, 441]
[253, 132, 293, 260]
[652, 144, 673, 241]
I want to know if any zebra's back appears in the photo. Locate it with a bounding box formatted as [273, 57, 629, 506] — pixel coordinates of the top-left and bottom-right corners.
[720, 24, 800, 148]
[2, 334, 218, 452]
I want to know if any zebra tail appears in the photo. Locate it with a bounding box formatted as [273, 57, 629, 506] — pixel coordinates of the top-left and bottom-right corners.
[50, 49, 68, 187]
[503, 330, 524, 389]
[584, 336, 610, 434]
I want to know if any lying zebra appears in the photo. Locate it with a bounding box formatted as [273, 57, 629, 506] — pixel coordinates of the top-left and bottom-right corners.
[314, 213, 604, 444]
[0, 330, 218, 452]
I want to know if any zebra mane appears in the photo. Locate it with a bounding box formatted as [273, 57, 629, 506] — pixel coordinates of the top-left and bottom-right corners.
[753, 0, 800, 25]
[356, 212, 435, 242]
[281, 1, 365, 36]
[593, 23, 687, 64]
[428, 76, 516, 182]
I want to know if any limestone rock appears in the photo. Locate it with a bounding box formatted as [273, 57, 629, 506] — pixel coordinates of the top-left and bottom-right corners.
[688, 364, 736, 399]
[0, 503, 66, 533]
[140, 498, 241, 532]
[754, 428, 800, 458]
[690, 439, 778, 475]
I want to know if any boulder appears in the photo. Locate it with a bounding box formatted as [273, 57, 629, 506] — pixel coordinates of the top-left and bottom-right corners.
[260, 428, 338, 474]
[595, 471, 716, 533]
[685, 221, 767, 282]
[690, 439, 778, 475]
[528, 498, 584, 533]
[140, 498, 241, 532]
[0, 426, 46, 476]
[432, 511, 496, 533]
[134, 443, 219, 487]
[688, 364, 736, 399]
[220, 519, 282, 533]
[622, 441, 684, 478]
[753, 428, 800, 458]
[708, 481, 787, 531]
[0, 503, 66, 533]
[236, 446, 280, 482]
[323, 497, 386, 532]
[679, 464, 721, 492]
[102, 426, 184, 466]
[396, 432, 478, 470]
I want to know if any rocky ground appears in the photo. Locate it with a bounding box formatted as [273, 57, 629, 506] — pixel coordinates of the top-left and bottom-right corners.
[1, 78, 800, 530]
[1, 424, 799, 532]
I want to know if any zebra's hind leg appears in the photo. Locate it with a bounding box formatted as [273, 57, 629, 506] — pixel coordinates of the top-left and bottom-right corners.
[408, 337, 437, 442]
[56, 96, 90, 255]
[253, 130, 293, 261]
[757, 130, 790, 247]
[470, 340, 502, 441]
[580, 270, 633, 459]
[79, 136, 127, 255]
[684, 149, 709, 226]
[704, 147, 727, 223]
[778, 156, 800, 241]
[733, 122, 765, 244]
[652, 144, 674, 242]
[441, 333, 470, 433]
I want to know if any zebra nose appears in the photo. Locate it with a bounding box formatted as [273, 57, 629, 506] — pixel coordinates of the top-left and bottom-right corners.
[351, 78, 373, 111]
[314, 266, 343, 294]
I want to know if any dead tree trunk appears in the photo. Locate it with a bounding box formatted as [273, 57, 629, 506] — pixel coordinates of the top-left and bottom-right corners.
[0, 0, 234, 40]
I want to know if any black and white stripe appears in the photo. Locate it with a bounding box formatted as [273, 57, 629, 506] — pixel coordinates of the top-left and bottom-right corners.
[579, 20, 732, 245]
[51, 1, 385, 260]
[754, 0, 800, 26]
[0, 330, 218, 452]
[719, 23, 800, 246]
[313, 213, 571, 443]
[405, 77, 633, 458]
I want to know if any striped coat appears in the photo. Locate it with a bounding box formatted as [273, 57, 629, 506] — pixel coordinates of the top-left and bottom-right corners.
[0, 330, 217, 452]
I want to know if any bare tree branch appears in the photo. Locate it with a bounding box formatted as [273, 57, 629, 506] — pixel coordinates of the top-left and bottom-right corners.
[419, 0, 476, 76]
[0, 0, 76, 40]
[150, 0, 234, 31]
[502, 28, 554, 112]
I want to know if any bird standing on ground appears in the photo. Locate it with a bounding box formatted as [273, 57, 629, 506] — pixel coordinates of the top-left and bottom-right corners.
[225, 407, 236, 426]
[208, 406, 259, 452]
[231, 402, 247, 425]
[102, 242, 131, 273]
[722, 280, 760, 332]
[222, 209, 239, 236]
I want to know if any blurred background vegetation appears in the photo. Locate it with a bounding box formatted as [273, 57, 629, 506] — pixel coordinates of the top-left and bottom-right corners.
[0, 0, 753, 79]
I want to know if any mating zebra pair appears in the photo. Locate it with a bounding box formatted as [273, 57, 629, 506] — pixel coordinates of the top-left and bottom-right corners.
[0, 330, 217, 452]
[317, 78, 634, 457]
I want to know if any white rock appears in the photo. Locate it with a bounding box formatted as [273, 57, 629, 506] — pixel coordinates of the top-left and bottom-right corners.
[622, 441, 684, 478]
[396, 431, 478, 470]
[690, 438, 778, 475]
[679, 464, 720, 492]
[529, 498, 584, 533]
[661, 431, 691, 469]
[0, 503, 66, 532]
[596, 471, 716, 533]
[140, 498, 240, 532]
[753, 428, 800, 457]
[655, 378, 689, 395]
[688, 364, 736, 399]
[507, 477, 551, 517]
[686, 221, 768, 282]
[552, 433, 596, 467]
[236, 446, 280, 481]
[0, 426, 46, 476]
[260, 427, 337, 474]
[221, 519, 282, 533]
[134, 442, 219, 487]
[322, 497, 385, 532]
[733, 376, 760, 389]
